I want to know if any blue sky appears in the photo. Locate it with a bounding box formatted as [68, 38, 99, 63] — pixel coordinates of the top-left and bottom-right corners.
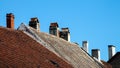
[0, 0, 120, 61]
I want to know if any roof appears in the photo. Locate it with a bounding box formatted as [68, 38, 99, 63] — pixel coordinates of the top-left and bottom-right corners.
[107, 52, 120, 68]
[50, 22, 59, 27]
[108, 52, 120, 63]
[0, 26, 73, 68]
[101, 60, 112, 68]
[18, 23, 104, 68]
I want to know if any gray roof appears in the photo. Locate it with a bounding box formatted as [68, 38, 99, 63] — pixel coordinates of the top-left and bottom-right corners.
[18, 23, 104, 68]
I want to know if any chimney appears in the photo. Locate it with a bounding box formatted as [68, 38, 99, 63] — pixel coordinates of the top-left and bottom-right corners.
[92, 49, 100, 61]
[108, 45, 116, 59]
[29, 17, 40, 31]
[82, 41, 88, 53]
[59, 28, 70, 41]
[6, 13, 14, 29]
[49, 22, 59, 37]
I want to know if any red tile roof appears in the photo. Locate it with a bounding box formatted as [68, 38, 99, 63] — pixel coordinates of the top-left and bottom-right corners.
[0, 27, 73, 68]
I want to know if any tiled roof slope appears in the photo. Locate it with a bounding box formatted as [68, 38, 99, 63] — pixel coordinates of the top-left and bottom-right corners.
[108, 52, 120, 68]
[18, 23, 104, 68]
[101, 60, 112, 68]
[0, 27, 73, 68]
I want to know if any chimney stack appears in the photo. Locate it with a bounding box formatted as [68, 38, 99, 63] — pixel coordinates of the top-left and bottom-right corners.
[6, 13, 14, 29]
[29, 17, 40, 31]
[108, 45, 116, 59]
[59, 28, 70, 41]
[82, 41, 88, 53]
[92, 49, 100, 61]
[49, 22, 59, 37]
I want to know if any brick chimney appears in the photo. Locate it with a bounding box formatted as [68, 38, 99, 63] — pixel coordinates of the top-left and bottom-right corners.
[82, 41, 88, 53]
[29, 17, 40, 31]
[6, 13, 14, 29]
[49, 22, 59, 37]
[92, 49, 100, 61]
[108, 45, 116, 59]
[59, 28, 70, 42]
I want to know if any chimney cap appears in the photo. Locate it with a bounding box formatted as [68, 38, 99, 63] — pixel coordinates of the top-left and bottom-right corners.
[50, 22, 59, 27]
[108, 45, 115, 47]
[92, 49, 100, 51]
[83, 41, 88, 43]
[61, 27, 69, 29]
[6, 13, 14, 18]
[30, 17, 39, 23]
[61, 27, 70, 32]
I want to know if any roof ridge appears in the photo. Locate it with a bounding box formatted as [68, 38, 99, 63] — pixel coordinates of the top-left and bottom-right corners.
[17, 23, 62, 57]
[17, 23, 104, 68]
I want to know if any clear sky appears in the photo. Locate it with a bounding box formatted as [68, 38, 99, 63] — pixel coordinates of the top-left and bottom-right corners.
[0, 0, 120, 61]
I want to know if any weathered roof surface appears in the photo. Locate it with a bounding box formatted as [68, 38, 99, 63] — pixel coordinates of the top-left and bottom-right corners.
[108, 52, 120, 68]
[0, 27, 73, 68]
[101, 60, 112, 68]
[18, 23, 104, 68]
